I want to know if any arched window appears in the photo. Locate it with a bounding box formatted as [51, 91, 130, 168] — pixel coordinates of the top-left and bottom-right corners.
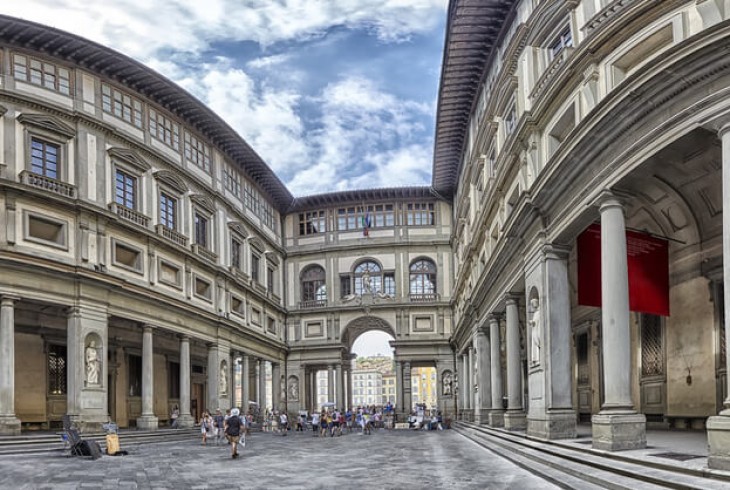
[301, 265, 326, 307]
[354, 260, 382, 295]
[410, 259, 437, 300]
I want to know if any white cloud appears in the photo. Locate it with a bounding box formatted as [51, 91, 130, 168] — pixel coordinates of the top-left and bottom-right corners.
[1, 0, 447, 60]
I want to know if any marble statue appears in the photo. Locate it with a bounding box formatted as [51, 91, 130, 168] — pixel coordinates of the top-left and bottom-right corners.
[362, 270, 372, 294]
[288, 376, 299, 400]
[85, 340, 100, 385]
[529, 297, 541, 365]
[443, 372, 453, 396]
[280, 376, 286, 401]
[219, 363, 228, 395]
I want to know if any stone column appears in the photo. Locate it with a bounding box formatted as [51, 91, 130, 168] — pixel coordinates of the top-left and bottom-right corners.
[462, 352, 470, 416]
[177, 335, 194, 428]
[395, 360, 404, 416]
[327, 365, 335, 403]
[0, 296, 20, 435]
[335, 364, 344, 410]
[137, 325, 158, 429]
[258, 360, 267, 411]
[403, 361, 412, 414]
[592, 193, 646, 451]
[254, 359, 261, 407]
[489, 315, 505, 427]
[308, 368, 315, 412]
[468, 346, 476, 421]
[272, 363, 281, 412]
[504, 296, 526, 430]
[475, 328, 491, 424]
[241, 354, 250, 409]
[455, 355, 463, 420]
[207, 344, 219, 412]
[346, 368, 353, 410]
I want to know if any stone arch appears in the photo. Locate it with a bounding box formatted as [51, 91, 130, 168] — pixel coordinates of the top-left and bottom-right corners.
[341, 316, 396, 352]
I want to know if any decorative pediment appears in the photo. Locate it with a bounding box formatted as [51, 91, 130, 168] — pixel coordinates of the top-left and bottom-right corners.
[264, 251, 280, 266]
[190, 194, 215, 213]
[108, 147, 151, 172]
[17, 113, 76, 139]
[153, 169, 188, 194]
[248, 236, 265, 253]
[227, 221, 249, 238]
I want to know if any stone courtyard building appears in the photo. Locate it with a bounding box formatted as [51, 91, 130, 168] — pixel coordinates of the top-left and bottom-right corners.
[3, 0, 730, 472]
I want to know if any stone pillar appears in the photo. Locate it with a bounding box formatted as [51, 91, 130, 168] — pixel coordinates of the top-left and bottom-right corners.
[346, 368, 353, 410]
[456, 355, 463, 420]
[592, 193, 646, 451]
[468, 346, 475, 421]
[241, 354, 250, 409]
[335, 364, 344, 410]
[504, 296, 526, 430]
[207, 344, 219, 412]
[403, 361, 412, 414]
[0, 296, 20, 435]
[525, 244, 576, 440]
[254, 359, 261, 407]
[137, 325, 158, 429]
[474, 328, 491, 424]
[327, 365, 335, 403]
[462, 352, 470, 416]
[258, 360, 267, 411]
[272, 363, 281, 412]
[489, 315, 505, 427]
[177, 335, 194, 428]
[308, 368, 316, 412]
[395, 360, 404, 416]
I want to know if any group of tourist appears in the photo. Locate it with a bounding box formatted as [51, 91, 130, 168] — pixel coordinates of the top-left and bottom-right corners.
[198, 408, 251, 458]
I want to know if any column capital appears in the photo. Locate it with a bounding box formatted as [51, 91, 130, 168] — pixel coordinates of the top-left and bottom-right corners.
[179, 334, 190, 342]
[142, 324, 155, 333]
[0, 295, 20, 306]
[488, 313, 502, 325]
[504, 294, 520, 307]
[718, 122, 730, 139]
[595, 189, 631, 211]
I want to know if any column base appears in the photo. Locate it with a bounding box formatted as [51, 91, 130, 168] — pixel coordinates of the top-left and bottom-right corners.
[504, 410, 527, 431]
[488, 409, 505, 428]
[474, 408, 490, 425]
[706, 414, 730, 470]
[0, 416, 21, 435]
[176, 414, 195, 429]
[527, 409, 576, 440]
[136, 415, 159, 430]
[592, 411, 646, 451]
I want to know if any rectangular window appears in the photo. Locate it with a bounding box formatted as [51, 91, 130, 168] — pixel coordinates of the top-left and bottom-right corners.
[223, 163, 241, 197]
[31, 138, 59, 179]
[504, 101, 517, 136]
[25, 212, 68, 249]
[48, 344, 67, 395]
[340, 275, 352, 297]
[159, 193, 177, 230]
[184, 132, 211, 172]
[102, 83, 143, 128]
[115, 169, 137, 209]
[231, 295, 245, 315]
[267, 316, 276, 334]
[549, 27, 573, 60]
[406, 203, 435, 226]
[113, 240, 143, 272]
[267, 266, 275, 294]
[13, 54, 71, 95]
[231, 238, 242, 270]
[337, 207, 360, 231]
[383, 273, 396, 296]
[299, 210, 326, 235]
[194, 213, 208, 248]
[194, 276, 212, 300]
[251, 253, 260, 283]
[149, 109, 180, 150]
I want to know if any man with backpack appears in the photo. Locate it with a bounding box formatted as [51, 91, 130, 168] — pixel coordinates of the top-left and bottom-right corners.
[225, 408, 243, 459]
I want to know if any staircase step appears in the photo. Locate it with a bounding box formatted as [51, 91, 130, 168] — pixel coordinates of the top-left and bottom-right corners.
[455, 422, 730, 490]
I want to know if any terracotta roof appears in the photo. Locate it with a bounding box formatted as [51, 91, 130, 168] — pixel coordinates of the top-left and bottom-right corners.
[432, 0, 517, 199]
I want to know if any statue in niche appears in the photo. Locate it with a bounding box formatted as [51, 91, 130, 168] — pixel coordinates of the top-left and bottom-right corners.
[85, 339, 101, 385]
[529, 297, 541, 366]
[280, 376, 286, 401]
[361, 270, 372, 294]
[288, 376, 299, 401]
[219, 362, 228, 395]
[442, 372, 453, 396]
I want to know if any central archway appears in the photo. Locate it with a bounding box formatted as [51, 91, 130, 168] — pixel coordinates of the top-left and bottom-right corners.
[342, 316, 396, 352]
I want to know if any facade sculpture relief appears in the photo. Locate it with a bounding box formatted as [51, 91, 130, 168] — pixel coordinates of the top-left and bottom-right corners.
[529, 298, 541, 366]
[85, 340, 101, 385]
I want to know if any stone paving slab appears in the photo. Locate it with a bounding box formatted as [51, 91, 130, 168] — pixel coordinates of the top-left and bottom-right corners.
[0, 429, 557, 489]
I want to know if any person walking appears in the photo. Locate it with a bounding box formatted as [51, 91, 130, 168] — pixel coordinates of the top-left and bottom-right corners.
[311, 411, 320, 437]
[170, 405, 179, 428]
[279, 411, 288, 436]
[213, 409, 225, 445]
[200, 411, 212, 445]
[225, 408, 243, 459]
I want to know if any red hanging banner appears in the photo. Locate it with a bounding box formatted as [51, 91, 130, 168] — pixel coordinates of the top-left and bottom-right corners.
[577, 223, 670, 316]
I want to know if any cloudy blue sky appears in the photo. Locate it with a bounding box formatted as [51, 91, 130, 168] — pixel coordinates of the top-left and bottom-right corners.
[2, 1, 447, 196]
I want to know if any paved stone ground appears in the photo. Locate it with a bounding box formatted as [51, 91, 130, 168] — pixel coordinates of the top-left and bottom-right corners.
[0, 428, 557, 489]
